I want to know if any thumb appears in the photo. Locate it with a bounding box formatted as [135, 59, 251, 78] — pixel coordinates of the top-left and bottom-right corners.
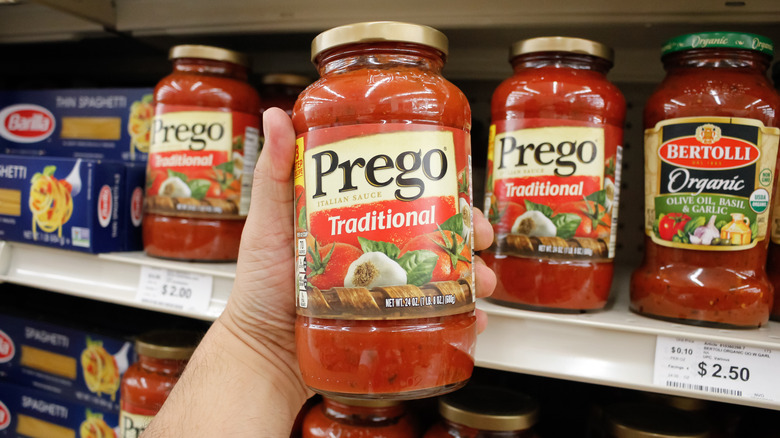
[238, 107, 296, 258]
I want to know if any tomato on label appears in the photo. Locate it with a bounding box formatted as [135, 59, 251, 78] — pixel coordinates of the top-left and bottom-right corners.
[658, 212, 691, 241]
[555, 200, 610, 239]
[490, 201, 526, 233]
[306, 242, 363, 289]
[400, 230, 470, 282]
[206, 182, 222, 198]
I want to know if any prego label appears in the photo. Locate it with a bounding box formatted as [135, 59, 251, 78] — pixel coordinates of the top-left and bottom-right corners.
[295, 124, 474, 320]
[484, 120, 622, 261]
[144, 105, 260, 219]
[644, 116, 780, 250]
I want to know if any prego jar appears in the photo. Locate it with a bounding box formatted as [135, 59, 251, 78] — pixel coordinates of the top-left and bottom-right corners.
[143, 44, 261, 261]
[423, 385, 539, 438]
[119, 330, 201, 437]
[630, 32, 780, 328]
[481, 36, 626, 312]
[302, 397, 418, 438]
[292, 21, 476, 399]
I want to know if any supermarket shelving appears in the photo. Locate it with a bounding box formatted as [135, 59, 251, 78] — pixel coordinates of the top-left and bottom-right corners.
[3, 0, 780, 414]
[2, 240, 780, 410]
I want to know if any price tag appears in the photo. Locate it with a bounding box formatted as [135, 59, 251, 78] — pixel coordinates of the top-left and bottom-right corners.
[136, 266, 213, 314]
[654, 336, 780, 402]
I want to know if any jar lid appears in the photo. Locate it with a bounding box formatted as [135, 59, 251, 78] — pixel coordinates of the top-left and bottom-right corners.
[661, 32, 774, 57]
[311, 21, 448, 62]
[438, 386, 539, 431]
[135, 330, 202, 360]
[605, 403, 710, 438]
[261, 73, 312, 87]
[510, 36, 614, 63]
[327, 396, 402, 408]
[169, 44, 250, 67]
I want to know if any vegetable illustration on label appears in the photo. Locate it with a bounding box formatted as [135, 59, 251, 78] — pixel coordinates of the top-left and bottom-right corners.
[295, 124, 474, 320]
[643, 117, 779, 251]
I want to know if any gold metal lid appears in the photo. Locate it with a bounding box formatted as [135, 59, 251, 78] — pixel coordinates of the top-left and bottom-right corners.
[605, 403, 710, 438]
[438, 386, 539, 431]
[510, 36, 614, 62]
[311, 21, 448, 62]
[326, 396, 402, 408]
[169, 44, 249, 67]
[135, 330, 202, 360]
[261, 73, 312, 87]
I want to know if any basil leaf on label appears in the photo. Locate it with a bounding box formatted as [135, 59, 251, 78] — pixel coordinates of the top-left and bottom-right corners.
[683, 216, 706, 235]
[752, 222, 759, 240]
[551, 213, 581, 239]
[585, 189, 607, 206]
[167, 169, 188, 182]
[214, 161, 234, 174]
[358, 236, 400, 259]
[43, 165, 57, 177]
[298, 206, 307, 230]
[439, 213, 464, 237]
[188, 179, 211, 200]
[524, 200, 554, 218]
[398, 250, 438, 286]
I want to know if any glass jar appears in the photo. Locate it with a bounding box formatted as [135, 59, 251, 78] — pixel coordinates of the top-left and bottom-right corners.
[630, 32, 780, 328]
[302, 397, 418, 438]
[259, 73, 311, 117]
[603, 402, 710, 438]
[424, 385, 539, 437]
[119, 330, 201, 437]
[481, 36, 626, 312]
[143, 44, 261, 261]
[292, 21, 476, 399]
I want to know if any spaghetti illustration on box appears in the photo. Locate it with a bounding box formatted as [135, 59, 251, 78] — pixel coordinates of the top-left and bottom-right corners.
[28, 164, 76, 240]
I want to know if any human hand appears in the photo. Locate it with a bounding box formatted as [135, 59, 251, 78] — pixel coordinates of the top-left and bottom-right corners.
[145, 107, 496, 437]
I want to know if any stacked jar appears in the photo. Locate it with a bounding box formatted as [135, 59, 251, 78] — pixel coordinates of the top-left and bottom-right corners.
[482, 36, 626, 312]
[302, 397, 418, 437]
[631, 32, 780, 328]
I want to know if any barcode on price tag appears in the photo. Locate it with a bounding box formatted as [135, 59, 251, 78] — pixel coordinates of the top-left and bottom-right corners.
[654, 336, 780, 402]
[136, 266, 213, 314]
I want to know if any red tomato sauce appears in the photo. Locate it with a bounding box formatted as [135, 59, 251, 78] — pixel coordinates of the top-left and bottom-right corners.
[302, 397, 418, 438]
[483, 38, 625, 312]
[296, 314, 476, 396]
[631, 34, 780, 328]
[143, 46, 261, 262]
[120, 331, 199, 436]
[293, 23, 475, 399]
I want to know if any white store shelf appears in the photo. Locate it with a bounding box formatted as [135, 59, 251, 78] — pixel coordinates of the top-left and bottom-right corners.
[0, 241, 234, 320]
[2, 240, 780, 409]
[476, 271, 780, 411]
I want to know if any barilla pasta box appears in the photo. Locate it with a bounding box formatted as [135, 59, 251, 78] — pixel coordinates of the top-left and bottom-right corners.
[0, 155, 127, 253]
[0, 380, 119, 437]
[122, 163, 145, 252]
[0, 88, 154, 163]
[0, 313, 133, 413]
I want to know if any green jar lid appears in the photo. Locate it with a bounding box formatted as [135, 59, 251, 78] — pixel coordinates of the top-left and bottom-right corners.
[661, 32, 774, 57]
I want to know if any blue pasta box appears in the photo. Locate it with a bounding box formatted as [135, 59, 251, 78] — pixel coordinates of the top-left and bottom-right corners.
[0, 155, 129, 253]
[0, 313, 133, 414]
[122, 162, 145, 251]
[0, 88, 154, 163]
[0, 380, 119, 437]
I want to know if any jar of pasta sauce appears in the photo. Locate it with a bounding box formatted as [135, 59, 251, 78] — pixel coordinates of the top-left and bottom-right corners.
[260, 73, 311, 117]
[603, 402, 710, 438]
[293, 21, 475, 399]
[143, 44, 261, 261]
[119, 330, 201, 437]
[424, 385, 539, 438]
[302, 397, 418, 438]
[481, 36, 626, 312]
[631, 32, 780, 328]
